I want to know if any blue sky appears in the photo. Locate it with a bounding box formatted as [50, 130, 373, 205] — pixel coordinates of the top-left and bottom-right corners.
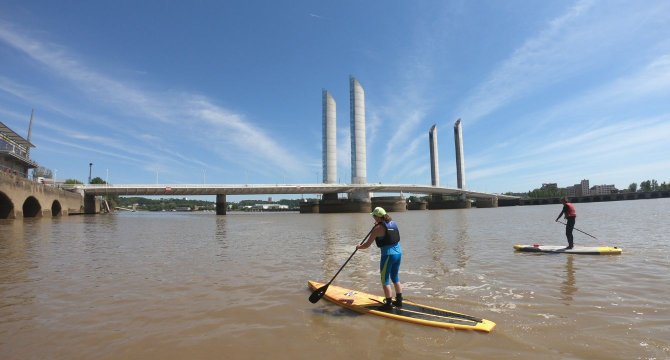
[1, 0, 669, 195]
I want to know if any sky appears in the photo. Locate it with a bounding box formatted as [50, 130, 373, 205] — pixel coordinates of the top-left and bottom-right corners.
[1, 0, 670, 196]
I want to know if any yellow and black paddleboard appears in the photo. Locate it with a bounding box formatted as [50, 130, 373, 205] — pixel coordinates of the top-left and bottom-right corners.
[514, 244, 622, 255]
[307, 281, 495, 332]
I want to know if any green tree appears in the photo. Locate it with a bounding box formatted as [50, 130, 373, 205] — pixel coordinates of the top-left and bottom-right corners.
[639, 180, 660, 192]
[89, 177, 120, 207]
[528, 187, 565, 198]
[90, 176, 106, 184]
[627, 183, 637, 192]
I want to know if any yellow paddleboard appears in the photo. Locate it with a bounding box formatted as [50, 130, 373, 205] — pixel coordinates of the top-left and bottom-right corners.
[308, 280, 495, 332]
[514, 244, 622, 255]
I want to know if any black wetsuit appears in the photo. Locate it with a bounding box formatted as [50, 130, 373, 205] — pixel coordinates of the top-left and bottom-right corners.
[557, 203, 576, 248]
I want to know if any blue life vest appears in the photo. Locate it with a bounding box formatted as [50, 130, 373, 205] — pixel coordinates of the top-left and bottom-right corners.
[375, 220, 400, 248]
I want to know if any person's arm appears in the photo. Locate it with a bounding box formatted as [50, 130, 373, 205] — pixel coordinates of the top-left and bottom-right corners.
[357, 224, 384, 249]
[555, 206, 566, 222]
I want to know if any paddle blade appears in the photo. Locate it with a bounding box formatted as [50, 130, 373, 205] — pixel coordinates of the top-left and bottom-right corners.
[309, 284, 329, 303]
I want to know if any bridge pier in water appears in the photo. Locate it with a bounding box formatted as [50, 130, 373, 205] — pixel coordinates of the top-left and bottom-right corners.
[316, 199, 371, 213]
[475, 197, 498, 208]
[216, 194, 227, 215]
[301, 194, 407, 214]
[299, 200, 320, 213]
[84, 194, 97, 214]
[406, 200, 427, 210]
[428, 194, 471, 209]
[371, 196, 406, 212]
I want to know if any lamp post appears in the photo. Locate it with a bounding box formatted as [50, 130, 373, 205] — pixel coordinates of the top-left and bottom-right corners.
[88, 162, 93, 184]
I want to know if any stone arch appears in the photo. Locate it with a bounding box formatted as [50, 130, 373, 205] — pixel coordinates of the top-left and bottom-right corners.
[22, 196, 42, 218]
[0, 191, 14, 219]
[51, 200, 62, 217]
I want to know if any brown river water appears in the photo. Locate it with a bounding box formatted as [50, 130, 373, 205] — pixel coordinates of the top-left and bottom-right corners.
[1, 198, 669, 359]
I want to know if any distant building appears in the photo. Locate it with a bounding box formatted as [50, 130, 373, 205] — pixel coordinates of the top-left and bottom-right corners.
[36, 177, 54, 185]
[566, 179, 590, 196]
[578, 179, 589, 196]
[252, 204, 288, 211]
[541, 183, 558, 190]
[590, 184, 618, 195]
[561, 179, 617, 196]
[0, 121, 37, 177]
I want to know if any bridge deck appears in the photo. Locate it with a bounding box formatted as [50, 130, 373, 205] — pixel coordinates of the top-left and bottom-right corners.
[73, 183, 517, 200]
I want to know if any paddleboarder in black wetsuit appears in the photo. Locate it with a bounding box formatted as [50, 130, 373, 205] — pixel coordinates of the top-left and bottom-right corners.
[555, 197, 577, 249]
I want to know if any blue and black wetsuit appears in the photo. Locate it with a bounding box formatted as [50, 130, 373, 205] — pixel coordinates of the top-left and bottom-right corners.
[375, 220, 403, 285]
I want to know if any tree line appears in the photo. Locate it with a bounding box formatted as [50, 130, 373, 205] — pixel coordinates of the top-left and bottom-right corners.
[515, 179, 670, 199]
[114, 197, 305, 212]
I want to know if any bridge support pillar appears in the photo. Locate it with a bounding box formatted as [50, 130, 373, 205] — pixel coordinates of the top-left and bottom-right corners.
[299, 200, 320, 213]
[322, 193, 338, 201]
[428, 194, 472, 209]
[371, 196, 406, 212]
[407, 200, 427, 210]
[216, 194, 227, 215]
[84, 195, 97, 214]
[318, 198, 371, 213]
[475, 197, 498, 208]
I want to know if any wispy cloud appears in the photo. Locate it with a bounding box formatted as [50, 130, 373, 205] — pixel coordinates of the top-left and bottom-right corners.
[372, 34, 438, 181]
[449, 1, 670, 190]
[454, 0, 670, 126]
[466, 114, 670, 190]
[189, 98, 307, 176]
[456, 0, 597, 124]
[0, 22, 174, 123]
[464, 57, 670, 188]
[0, 21, 310, 180]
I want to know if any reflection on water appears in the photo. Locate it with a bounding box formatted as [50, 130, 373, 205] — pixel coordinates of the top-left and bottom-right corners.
[0, 220, 35, 321]
[426, 211, 448, 281]
[452, 210, 470, 270]
[320, 214, 344, 283]
[560, 255, 577, 305]
[0, 199, 669, 360]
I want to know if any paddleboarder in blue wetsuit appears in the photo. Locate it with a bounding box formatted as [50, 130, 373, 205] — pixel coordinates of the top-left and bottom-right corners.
[356, 207, 403, 311]
[556, 197, 577, 249]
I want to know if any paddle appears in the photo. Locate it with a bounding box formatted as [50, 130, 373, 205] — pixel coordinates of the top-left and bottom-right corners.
[309, 226, 375, 304]
[557, 220, 598, 239]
